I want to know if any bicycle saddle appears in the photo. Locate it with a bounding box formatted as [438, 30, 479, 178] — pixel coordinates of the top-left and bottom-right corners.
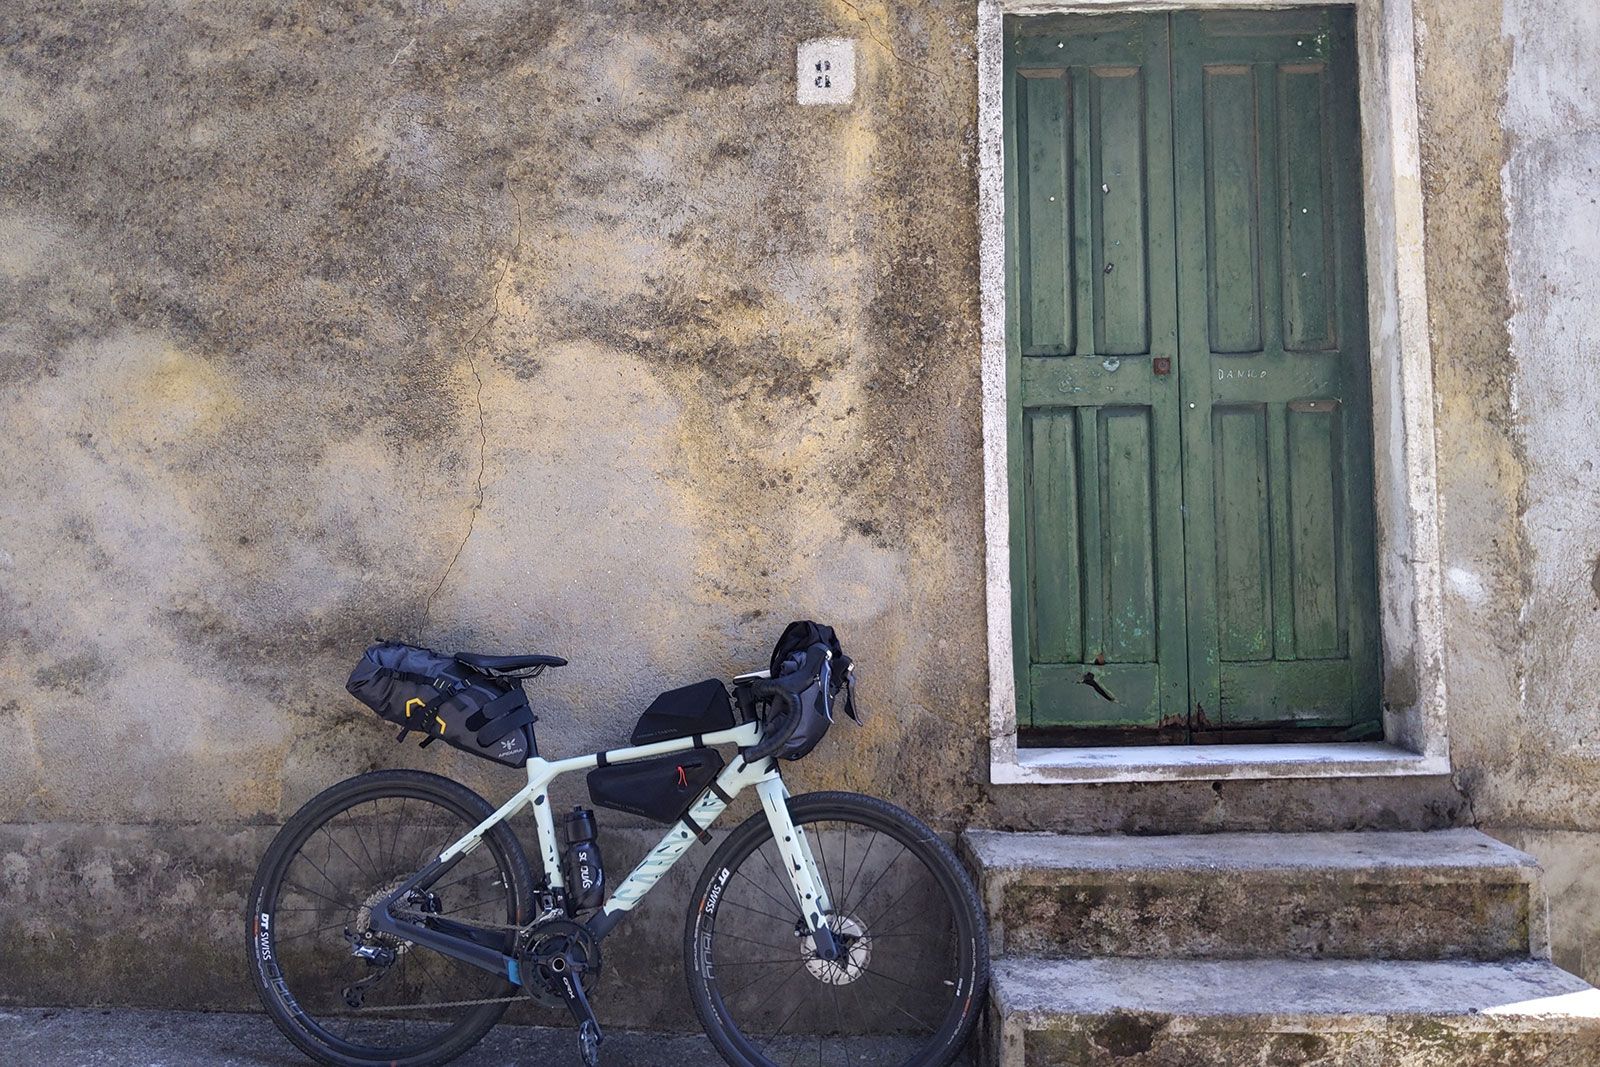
[455, 651, 568, 678]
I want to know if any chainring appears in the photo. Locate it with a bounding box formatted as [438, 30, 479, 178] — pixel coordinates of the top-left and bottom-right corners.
[518, 918, 602, 1008]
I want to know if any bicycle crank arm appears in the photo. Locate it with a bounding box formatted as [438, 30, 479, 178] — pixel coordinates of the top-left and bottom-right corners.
[557, 969, 604, 1067]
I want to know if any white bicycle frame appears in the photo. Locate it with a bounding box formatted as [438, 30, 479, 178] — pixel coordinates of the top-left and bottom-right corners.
[366, 713, 835, 980]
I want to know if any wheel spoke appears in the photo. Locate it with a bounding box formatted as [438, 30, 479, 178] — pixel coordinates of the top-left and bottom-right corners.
[281, 879, 357, 912]
[840, 831, 878, 917]
[347, 806, 384, 879]
[276, 917, 353, 942]
[756, 842, 801, 913]
[721, 898, 802, 926]
[320, 822, 378, 884]
[760, 966, 812, 1046]
[734, 863, 803, 921]
[843, 841, 906, 921]
[716, 928, 803, 954]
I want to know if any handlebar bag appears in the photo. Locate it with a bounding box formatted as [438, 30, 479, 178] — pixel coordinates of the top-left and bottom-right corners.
[769, 620, 859, 724]
[347, 641, 537, 767]
[742, 644, 836, 763]
[630, 679, 735, 745]
[587, 750, 726, 823]
[741, 621, 863, 763]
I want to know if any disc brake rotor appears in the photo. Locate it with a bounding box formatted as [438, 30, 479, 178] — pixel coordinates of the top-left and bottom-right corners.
[800, 914, 872, 985]
[354, 877, 437, 957]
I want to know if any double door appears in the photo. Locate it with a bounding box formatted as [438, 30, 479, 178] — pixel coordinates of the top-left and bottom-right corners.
[1005, 9, 1380, 737]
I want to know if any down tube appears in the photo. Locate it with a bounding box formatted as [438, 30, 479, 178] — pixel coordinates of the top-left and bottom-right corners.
[586, 768, 759, 936]
[586, 798, 723, 938]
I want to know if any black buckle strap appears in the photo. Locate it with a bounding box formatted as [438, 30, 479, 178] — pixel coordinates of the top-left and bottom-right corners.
[476, 702, 536, 746]
[680, 812, 712, 844]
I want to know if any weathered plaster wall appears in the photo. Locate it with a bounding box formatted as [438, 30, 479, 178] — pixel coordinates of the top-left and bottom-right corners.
[1494, 0, 1600, 828]
[2, 0, 1598, 1022]
[0, 0, 990, 825]
[1415, 0, 1600, 834]
[1481, 0, 1600, 987]
[0, 0, 992, 1020]
[1410, 0, 1600, 985]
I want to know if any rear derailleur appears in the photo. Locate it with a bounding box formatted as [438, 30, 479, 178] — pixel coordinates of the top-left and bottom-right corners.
[519, 919, 605, 1067]
[339, 888, 440, 1008]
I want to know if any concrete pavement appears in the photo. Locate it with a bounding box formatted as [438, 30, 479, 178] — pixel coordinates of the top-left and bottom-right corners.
[0, 1007, 719, 1066]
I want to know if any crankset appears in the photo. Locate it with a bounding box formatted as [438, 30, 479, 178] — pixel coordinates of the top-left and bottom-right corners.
[519, 919, 605, 1067]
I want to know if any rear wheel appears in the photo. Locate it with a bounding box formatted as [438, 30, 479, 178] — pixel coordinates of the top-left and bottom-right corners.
[248, 770, 536, 1067]
[685, 791, 989, 1067]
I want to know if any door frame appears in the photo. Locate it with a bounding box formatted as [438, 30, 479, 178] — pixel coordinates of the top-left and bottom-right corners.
[979, 0, 1451, 782]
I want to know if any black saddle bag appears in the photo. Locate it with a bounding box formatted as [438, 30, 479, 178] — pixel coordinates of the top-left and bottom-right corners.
[587, 750, 726, 824]
[347, 641, 537, 767]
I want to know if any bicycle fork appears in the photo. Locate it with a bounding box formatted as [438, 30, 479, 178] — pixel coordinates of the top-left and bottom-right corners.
[754, 777, 844, 961]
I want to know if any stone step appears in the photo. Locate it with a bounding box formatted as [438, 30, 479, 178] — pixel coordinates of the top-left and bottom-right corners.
[961, 828, 1546, 961]
[987, 956, 1600, 1067]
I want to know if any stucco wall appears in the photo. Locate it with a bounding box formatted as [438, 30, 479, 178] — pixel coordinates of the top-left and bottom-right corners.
[1, 0, 1597, 1022]
[1481, 0, 1600, 986]
[0, 0, 993, 1022]
[1409, 0, 1600, 985]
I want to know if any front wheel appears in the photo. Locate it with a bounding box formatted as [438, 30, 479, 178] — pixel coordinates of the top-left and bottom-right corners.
[685, 791, 989, 1067]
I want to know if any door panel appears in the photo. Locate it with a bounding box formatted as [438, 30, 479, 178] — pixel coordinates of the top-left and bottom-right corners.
[1172, 9, 1380, 729]
[1203, 66, 1264, 355]
[1092, 69, 1151, 355]
[1212, 404, 1272, 661]
[1005, 14, 1188, 729]
[1006, 7, 1380, 740]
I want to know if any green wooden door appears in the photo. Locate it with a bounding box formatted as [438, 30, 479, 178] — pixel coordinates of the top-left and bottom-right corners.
[1005, 9, 1380, 738]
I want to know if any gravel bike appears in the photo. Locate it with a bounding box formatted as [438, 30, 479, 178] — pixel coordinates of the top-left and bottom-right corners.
[248, 632, 989, 1067]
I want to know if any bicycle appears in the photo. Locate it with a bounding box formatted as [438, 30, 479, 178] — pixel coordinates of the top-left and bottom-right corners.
[248, 629, 989, 1067]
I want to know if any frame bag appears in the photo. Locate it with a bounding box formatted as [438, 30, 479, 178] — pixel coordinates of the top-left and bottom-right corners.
[587, 750, 726, 824]
[346, 641, 537, 767]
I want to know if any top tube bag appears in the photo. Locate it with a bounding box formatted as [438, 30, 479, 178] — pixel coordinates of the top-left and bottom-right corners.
[346, 641, 537, 767]
[630, 678, 735, 744]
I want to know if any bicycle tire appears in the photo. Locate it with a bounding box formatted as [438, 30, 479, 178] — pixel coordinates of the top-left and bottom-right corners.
[248, 769, 536, 1067]
[684, 791, 989, 1067]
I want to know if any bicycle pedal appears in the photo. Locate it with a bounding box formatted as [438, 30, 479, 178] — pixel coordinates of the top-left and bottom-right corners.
[578, 1019, 603, 1067]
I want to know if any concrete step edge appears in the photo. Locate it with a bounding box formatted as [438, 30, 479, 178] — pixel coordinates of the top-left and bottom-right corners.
[961, 828, 1541, 884]
[991, 955, 1600, 1031]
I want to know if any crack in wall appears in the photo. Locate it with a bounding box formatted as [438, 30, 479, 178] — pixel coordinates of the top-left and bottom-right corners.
[417, 183, 526, 636]
[834, 0, 939, 81]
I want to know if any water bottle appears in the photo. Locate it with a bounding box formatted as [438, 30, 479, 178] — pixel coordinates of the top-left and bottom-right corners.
[561, 807, 605, 912]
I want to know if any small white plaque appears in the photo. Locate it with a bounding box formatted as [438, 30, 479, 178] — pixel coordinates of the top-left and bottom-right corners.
[797, 38, 856, 106]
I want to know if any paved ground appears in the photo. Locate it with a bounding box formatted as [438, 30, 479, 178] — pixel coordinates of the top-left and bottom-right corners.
[0, 1007, 972, 1066]
[0, 1007, 719, 1066]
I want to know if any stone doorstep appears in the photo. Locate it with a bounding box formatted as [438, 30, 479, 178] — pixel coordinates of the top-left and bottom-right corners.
[961, 829, 1542, 881]
[960, 829, 1550, 961]
[988, 957, 1600, 1067]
